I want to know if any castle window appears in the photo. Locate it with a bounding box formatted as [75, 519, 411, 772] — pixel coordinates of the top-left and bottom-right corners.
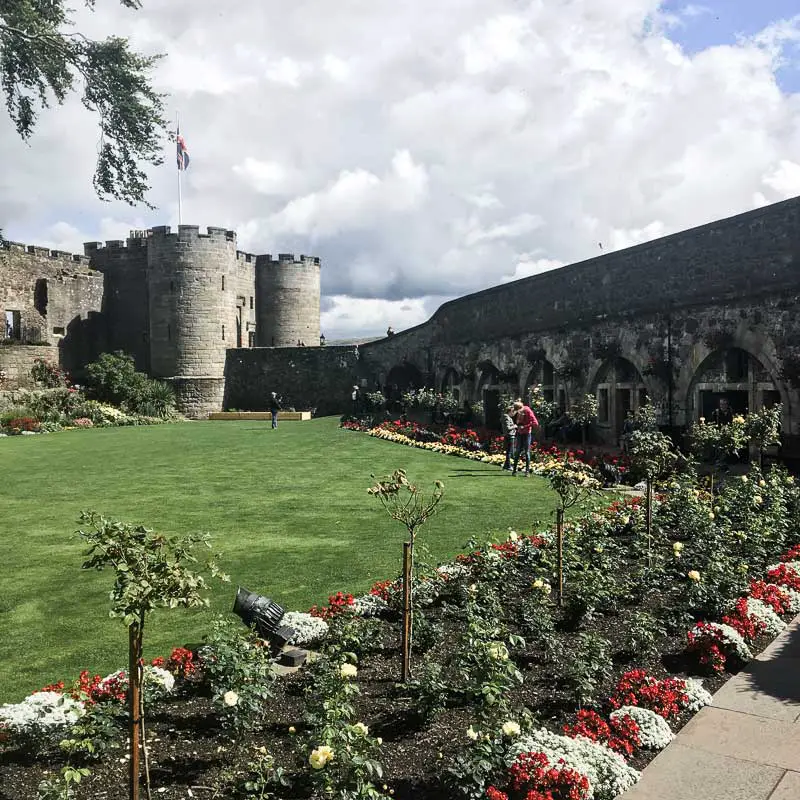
[221, 276, 226, 291]
[4, 310, 21, 340]
[34, 278, 48, 316]
[248, 331, 255, 347]
[52, 326, 65, 336]
[249, 296, 254, 309]
[222, 324, 225, 341]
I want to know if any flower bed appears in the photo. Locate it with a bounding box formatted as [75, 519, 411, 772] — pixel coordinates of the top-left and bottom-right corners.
[342, 418, 630, 480]
[1, 463, 799, 799]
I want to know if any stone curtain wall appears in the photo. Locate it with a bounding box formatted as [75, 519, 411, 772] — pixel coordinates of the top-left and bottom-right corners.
[360, 195, 800, 358]
[1, 241, 103, 347]
[223, 345, 360, 417]
[0, 344, 60, 387]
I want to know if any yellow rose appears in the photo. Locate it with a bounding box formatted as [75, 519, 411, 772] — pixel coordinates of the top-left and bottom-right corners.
[309, 745, 334, 769]
[688, 570, 701, 582]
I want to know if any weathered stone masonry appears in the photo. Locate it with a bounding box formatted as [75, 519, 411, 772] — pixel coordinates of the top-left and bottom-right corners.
[348, 196, 800, 444]
[2, 225, 322, 417]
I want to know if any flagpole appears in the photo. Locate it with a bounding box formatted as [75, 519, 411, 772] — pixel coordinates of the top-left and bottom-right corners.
[177, 112, 182, 226]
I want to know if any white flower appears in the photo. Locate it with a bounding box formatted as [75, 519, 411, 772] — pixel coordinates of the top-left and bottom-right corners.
[742, 597, 786, 636]
[611, 707, 672, 750]
[680, 678, 713, 713]
[672, 542, 684, 553]
[223, 691, 239, 707]
[501, 720, 521, 737]
[689, 622, 753, 661]
[687, 570, 701, 582]
[0, 692, 86, 740]
[353, 722, 369, 735]
[352, 593, 390, 618]
[466, 726, 479, 741]
[513, 728, 639, 799]
[282, 611, 330, 645]
[508, 530, 519, 542]
[340, 663, 358, 679]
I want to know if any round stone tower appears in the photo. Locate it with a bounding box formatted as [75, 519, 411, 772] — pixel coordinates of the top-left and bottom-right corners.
[147, 225, 238, 417]
[255, 253, 321, 347]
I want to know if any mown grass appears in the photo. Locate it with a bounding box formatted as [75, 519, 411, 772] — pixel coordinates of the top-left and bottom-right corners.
[1, 416, 571, 702]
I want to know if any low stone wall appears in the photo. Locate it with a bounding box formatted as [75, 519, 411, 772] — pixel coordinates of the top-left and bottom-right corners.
[223, 346, 362, 417]
[0, 344, 60, 388]
[208, 411, 311, 421]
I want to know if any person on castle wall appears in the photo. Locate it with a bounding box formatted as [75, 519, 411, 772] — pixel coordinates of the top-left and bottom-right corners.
[501, 405, 517, 472]
[320, 333, 326, 346]
[269, 391, 282, 429]
[511, 399, 539, 477]
[387, 326, 395, 337]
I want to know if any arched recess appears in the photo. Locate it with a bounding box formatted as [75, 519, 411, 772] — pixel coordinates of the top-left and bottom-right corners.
[440, 367, 462, 404]
[34, 278, 48, 317]
[524, 359, 568, 412]
[686, 346, 786, 424]
[385, 362, 425, 408]
[592, 357, 649, 442]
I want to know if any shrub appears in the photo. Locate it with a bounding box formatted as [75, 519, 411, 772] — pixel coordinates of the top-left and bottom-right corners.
[83, 351, 176, 418]
[199, 617, 277, 736]
[30, 358, 69, 388]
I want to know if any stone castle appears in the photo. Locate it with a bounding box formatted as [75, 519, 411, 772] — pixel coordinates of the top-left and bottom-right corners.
[5, 196, 800, 451]
[0, 225, 321, 416]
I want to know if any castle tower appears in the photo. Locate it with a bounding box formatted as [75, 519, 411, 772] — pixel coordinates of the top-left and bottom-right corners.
[146, 225, 238, 417]
[255, 254, 321, 347]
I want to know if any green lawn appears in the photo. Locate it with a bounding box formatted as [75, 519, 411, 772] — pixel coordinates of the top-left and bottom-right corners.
[0, 417, 564, 702]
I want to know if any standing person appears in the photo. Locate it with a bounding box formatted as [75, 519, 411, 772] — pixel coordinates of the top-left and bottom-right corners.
[351, 385, 361, 417]
[712, 397, 733, 426]
[501, 405, 517, 471]
[269, 391, 281, 429]
[512, 400, 539, 477]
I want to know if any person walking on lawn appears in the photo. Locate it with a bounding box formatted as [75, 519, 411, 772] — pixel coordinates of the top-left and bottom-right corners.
[501, 405, 517, 471]
[269, 391, 282, 429]
[512, 399, 539, 477]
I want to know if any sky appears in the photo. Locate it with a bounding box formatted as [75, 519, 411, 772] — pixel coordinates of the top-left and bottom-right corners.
[1, 0, 800, 340]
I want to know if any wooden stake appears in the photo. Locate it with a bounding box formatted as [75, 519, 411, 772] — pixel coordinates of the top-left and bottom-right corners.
[401, 541, 412, 682]
[557, 508, 564, 607]
[646, 479, 653, 568]
[129, 623, 141, 800]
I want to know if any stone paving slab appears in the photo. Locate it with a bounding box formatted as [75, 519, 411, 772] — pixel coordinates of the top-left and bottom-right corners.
[770, 770, 800, 800]
[675, 707, 800, 770]
[620, 743, 785, 800]
[710, 657, 800, 722]
[756, 618, 800, 661]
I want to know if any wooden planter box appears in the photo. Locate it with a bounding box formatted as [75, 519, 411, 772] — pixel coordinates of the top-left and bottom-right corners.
[208, 411, 312, 421]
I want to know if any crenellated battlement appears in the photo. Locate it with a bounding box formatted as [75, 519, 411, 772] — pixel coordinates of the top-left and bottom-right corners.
[255, 253, 321, 266]
[2, 239, 92, 267]
[83, 225, 239, 256]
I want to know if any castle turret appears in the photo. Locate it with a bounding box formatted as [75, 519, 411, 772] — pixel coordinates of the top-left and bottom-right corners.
[255, 254, 321, 347]
[146, 225, 238, 416]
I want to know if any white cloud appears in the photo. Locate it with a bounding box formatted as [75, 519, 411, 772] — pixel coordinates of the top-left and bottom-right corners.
[1, 1, 800, 339]
[321, 295, 431, 339]
[762, 159, 800, 198]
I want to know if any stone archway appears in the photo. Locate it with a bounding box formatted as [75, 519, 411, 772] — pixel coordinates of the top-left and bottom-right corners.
[686, 347, 785, 426]
[440, 367, 462, 405]
[592, 357, 649, 444]
[385, 362, 425, 410]
[524, 359, 568, 413]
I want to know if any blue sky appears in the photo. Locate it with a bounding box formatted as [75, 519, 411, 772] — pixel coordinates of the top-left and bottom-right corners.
[663, 1, 800, 91]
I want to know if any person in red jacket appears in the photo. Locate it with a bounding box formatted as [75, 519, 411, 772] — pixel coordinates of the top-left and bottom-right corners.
[511, 399, 539, 477]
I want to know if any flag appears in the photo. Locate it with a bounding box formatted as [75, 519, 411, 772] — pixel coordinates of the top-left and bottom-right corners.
[176, 131, 190, 171]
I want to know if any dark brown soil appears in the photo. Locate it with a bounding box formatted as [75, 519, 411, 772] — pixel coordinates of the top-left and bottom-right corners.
[0, 585, 779, 800]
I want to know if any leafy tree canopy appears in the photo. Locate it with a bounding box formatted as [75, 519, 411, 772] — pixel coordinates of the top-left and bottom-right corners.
[0, 0, 168, 207]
